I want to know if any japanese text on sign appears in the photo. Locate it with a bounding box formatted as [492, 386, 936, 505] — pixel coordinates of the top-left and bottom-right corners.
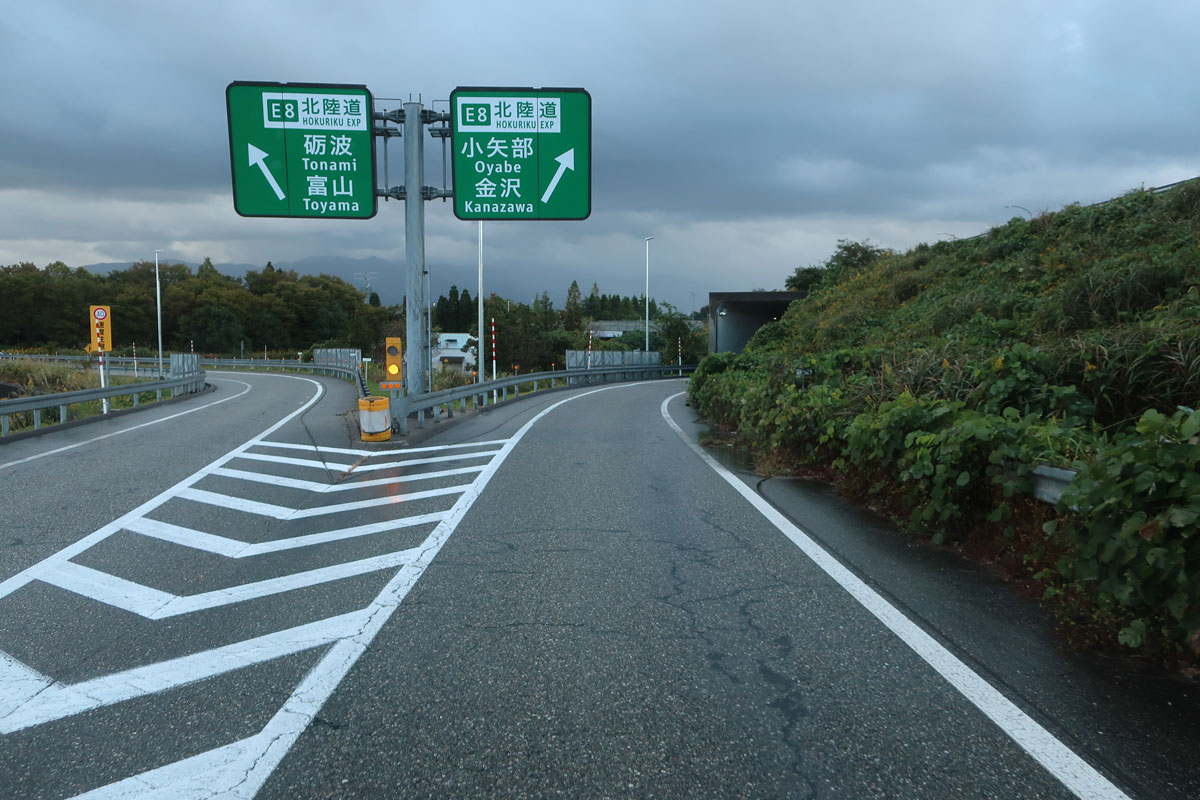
[451, 88, 590, 221]
[455, 97, 562, 133]
[227, 82, 377, 219]
[262, 93, 368, 130]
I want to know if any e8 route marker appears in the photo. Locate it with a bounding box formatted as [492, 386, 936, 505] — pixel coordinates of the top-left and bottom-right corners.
[226, 82, 377, 219]
[451, 87, 590, 221]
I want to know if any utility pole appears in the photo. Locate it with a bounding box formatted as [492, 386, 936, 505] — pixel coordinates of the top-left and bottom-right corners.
[354, 271, 377, 301]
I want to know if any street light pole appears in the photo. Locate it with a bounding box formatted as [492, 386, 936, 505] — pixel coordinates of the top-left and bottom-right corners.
[154, 249, 163, 377]
[644, 236, 654, 352]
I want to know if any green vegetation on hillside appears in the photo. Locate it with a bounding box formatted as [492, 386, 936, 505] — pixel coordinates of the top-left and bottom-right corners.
[690, 180, 1200, 662]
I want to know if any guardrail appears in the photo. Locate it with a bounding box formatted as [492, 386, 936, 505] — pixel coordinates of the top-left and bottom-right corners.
[0, 355, 1090, 506]
[198, 357, 364, 393]
[1030, 465, 1076, 505]
[1, 353, 691, 438]
[0, 353, 359, 383]
[394, 364, 696, 434]
[0, 371, 207, 437]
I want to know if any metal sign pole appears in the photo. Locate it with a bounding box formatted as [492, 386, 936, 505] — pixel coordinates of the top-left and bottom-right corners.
[478, 220, 484, 392]
[99, 350, 109, 414]
[404, 101, 429, 410]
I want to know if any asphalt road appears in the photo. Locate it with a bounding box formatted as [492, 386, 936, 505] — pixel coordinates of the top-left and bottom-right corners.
[1, 374, 1197, 798]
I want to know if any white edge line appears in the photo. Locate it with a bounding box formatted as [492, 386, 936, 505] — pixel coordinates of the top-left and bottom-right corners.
[658, 392, 1129, 800]
[74, 383, 636, 800]
[0, 378, 253, 472]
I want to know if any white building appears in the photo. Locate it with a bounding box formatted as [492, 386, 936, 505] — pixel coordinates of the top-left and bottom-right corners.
[432, 332, 475, 373]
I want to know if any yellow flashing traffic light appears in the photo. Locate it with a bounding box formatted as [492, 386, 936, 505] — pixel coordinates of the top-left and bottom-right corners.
[382, 337, 403, 389]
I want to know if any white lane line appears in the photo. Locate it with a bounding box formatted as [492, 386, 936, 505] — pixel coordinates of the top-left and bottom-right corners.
[126, 518, 247, 557]
[74, 383, 634, 800]
[209, 465, 485, 493]
[335, 464, 486, 486]
[209, 468, 335, 493]
[659, 392, 1130, 800]
[0, 610, 366, 734]
[40, 561, 175, 617]
[40, 548, 421, 619]
[237, 514, 446, 555]
[127, 513, 447, 557]
[176, 488, 294, 519]
[349, 450, 500, 472]
[71, 731, 275, 800]
[0, 377, 326, 604]
[287, 485, 467, 518]
[252, 438, 509, 457]
[231, 449, 499, 473]
[0, 650, 54, 719]
[0, 378, 253, 473]
[175, 484, 468, 519]
[232, 452, 354, 472]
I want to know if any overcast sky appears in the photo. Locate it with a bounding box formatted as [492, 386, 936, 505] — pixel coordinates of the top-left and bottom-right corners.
[2, 1, 1197, 311]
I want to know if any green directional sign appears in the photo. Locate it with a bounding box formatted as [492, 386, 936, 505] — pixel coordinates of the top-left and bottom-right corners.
[451, 87, 590, 221]
[226, 82, 377, 219]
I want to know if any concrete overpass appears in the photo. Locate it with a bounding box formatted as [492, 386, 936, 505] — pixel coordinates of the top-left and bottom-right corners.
[707, 291, 806, 353]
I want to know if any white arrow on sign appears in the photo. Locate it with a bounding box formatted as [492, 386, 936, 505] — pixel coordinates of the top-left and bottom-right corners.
[248, 143, 286, 201]
[540, 148, 575, 204]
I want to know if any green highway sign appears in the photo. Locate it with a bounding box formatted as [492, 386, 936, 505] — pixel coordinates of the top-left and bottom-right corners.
[451, 87, 590, 221]
[226, 82, 377, 219]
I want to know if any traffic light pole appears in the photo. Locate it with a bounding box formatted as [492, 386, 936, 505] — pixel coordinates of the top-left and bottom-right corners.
[374, 102, 452, 435]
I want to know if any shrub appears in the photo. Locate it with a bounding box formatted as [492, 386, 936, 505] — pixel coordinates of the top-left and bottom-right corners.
[1046, 408, 1200, 652]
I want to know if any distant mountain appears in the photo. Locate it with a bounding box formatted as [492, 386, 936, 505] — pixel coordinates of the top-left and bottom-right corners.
[273, 255, 404, 306]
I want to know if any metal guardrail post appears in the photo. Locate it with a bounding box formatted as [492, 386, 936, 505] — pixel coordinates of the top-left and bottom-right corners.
[0, 370, 208, 438]
[1031, 465, 1077, 505]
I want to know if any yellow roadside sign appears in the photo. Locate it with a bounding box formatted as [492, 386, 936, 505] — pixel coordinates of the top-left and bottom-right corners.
[90, 305, 112, 352]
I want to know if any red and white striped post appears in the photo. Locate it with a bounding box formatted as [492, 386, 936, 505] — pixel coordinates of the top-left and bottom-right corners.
[587, 330, 593, 369]
[132, 342, 138, 378]
[491, 317, 497, 404]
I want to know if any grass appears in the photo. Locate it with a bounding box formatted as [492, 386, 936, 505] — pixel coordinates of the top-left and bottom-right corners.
[0, 358, 174, 435]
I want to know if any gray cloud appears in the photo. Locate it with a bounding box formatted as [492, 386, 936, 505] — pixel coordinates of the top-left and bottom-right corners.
[2, 1, 1198, 313]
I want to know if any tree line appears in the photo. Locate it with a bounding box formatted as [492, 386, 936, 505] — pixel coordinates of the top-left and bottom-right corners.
[436, 280, 705, 373]
[0, 259, 392, 357]
[1, 261, 707, 370]
[432, 280, 665, 332]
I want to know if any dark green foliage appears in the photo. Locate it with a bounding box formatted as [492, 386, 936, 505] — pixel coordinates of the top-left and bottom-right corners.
[785, 266, 824, 292]
[0, 259, 390, 356]
[184, 305, 243, 354]
[689, 180, 1200, 658]
[1046, 409, 1200, 651]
